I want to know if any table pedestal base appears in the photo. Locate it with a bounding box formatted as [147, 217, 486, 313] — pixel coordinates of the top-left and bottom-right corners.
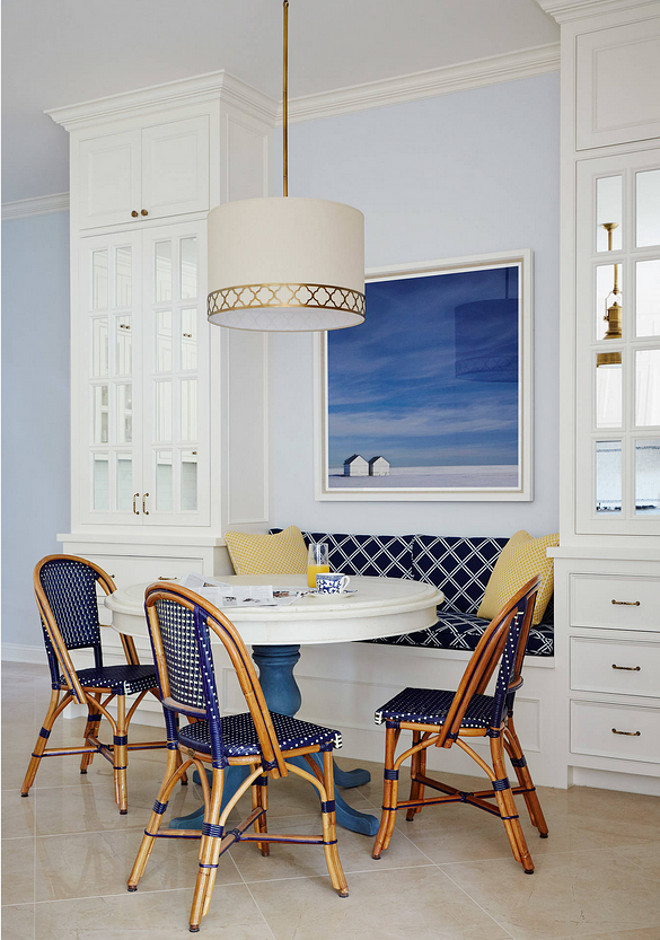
[170, 643, 377, 836]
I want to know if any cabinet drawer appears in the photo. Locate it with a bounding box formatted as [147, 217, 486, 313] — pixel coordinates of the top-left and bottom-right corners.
[571, 700, 660, 764]
[571, 575, 660, 631]
[88, 554, 203, 589]
[571, 637, 660, 698]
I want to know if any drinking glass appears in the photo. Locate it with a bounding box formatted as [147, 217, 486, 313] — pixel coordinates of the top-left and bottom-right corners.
[307, 542, 330, 588]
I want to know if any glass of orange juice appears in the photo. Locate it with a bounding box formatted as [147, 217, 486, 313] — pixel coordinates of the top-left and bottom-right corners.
[307, 542, 330, 588]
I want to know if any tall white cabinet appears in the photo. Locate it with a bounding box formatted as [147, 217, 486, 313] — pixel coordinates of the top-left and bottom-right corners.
[540, 0, 660, 795]
[49, 72, 277, 623]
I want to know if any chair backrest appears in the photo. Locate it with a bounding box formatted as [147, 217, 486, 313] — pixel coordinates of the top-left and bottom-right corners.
[34, 554, 116, 700]
[144, 583, 288, 778]
[436, 575, 541, 748]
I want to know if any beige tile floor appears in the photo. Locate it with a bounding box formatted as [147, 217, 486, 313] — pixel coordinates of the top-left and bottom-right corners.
[3, 659, 660, 939]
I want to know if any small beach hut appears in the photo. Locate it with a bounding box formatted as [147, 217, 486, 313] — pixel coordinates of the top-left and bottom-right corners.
[369, 456, 390, 476]
[343, 454, 369, 476]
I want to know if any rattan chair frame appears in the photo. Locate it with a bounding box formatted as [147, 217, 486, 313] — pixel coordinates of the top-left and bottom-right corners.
[372, 575, 548, 873]
[22, 554, 168, 814]
[128, 583, 348, 932]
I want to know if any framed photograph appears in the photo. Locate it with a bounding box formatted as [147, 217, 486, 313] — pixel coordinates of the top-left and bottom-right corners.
[315, 250, 533, 501]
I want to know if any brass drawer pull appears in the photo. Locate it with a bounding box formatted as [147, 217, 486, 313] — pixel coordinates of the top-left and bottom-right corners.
[158, 576, 176, 581]
[131, 210, 139, 218]
[611, 599, 640, 606]
[132, 492, 140, 515]
[142, 492, 150, 515]
[612, 664, 641, 671]
[611, 728, 641, 737]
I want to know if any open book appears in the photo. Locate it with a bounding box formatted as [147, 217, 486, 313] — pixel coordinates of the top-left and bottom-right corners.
[179, 573, 308, 608]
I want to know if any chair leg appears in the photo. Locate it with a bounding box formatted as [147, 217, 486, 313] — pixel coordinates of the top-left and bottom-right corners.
[80, 692, 102, 774]
[113, 694, 129, 814]
[128, 747, 186, 891]
[21, 689, 61, 796]
[190, 767, 225, 932]
[372, 726, 399, 859]
[252, 769, 270, 857]
[491, 737, 534, 873]
[505, 720, 548, 838]
[320, 749, 348, 897]
[406, 730, 427, 821]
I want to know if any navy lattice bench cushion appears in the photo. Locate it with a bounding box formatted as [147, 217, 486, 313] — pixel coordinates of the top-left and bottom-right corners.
[269, 529, 554, 657]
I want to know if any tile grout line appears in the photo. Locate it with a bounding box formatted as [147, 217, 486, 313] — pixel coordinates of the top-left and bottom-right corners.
[437, 862, 517, 940]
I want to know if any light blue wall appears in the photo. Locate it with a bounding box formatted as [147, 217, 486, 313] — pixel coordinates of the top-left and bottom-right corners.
[1, 211, 71, 651]
[269, 72, 560, 536]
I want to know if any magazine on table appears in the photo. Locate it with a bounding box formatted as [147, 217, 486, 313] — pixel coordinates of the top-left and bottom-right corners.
[180, 573, 308, 608]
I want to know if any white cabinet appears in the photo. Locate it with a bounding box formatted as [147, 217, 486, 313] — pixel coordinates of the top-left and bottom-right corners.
[76, 220, 210, 528]
[49, 73, 276, 591]
[540, 0, 660, 795]
[78, 115, 209, 230]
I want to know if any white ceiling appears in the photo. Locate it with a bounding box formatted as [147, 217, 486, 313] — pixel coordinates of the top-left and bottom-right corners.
[1, 0, 558, 204]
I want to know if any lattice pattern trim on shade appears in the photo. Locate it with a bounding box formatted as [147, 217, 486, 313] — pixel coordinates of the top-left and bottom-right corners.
[208, 283, 366, 315]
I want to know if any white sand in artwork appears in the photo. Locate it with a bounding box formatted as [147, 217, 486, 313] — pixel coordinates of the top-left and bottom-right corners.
[329, 465, 519, 488]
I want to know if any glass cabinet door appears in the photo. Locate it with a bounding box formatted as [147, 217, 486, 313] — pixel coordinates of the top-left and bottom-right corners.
[81, 233, 142, 522]
[577, 149, 660, 533]
[141, 222, 209, 525]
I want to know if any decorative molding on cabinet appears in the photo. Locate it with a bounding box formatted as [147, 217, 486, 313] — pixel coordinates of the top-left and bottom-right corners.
[2, 192, 69, 220]
[46, 70, 278, 132]
[537, 0, 660, 23]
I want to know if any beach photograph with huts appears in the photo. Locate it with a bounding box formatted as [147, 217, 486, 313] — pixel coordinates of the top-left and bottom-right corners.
[325, 261, 523, 492]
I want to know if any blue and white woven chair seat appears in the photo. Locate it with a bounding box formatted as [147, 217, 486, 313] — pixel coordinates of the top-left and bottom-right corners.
[60, 664, 159, 695]
[178, 712, 342, 758]
[375, 687, 501, 730]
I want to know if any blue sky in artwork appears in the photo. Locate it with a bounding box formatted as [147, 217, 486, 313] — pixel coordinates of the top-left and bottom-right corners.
[327, 266, 520, 468]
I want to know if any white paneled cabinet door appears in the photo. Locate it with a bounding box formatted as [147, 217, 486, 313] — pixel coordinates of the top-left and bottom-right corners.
[80, 232, 143, 525]
[78, 221, 209, 527]
[141, 117, 210, 220]
[141, 222, 209, 526]
[78, 116, 209, 230]
[79, 132, 141, 229]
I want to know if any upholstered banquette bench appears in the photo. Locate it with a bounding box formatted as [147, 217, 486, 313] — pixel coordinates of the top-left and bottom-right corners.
[270, 530, 554, 657]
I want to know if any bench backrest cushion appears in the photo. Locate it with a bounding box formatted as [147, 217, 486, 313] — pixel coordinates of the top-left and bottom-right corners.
[301, 532, 413, 580]
[411, 535, 508, 614]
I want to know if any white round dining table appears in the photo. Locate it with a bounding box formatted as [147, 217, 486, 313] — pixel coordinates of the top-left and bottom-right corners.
[105, 574, 443, 836]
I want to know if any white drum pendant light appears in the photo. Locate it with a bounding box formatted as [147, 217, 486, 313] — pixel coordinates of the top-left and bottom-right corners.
[207, 0, 365, 332]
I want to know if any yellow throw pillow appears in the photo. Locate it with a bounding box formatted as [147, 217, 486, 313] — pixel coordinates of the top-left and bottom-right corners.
[477, 530, 559, 626]
[224, 526, 308, 576]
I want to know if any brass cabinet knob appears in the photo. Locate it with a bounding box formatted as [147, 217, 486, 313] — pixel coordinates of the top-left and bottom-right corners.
[141, 209, 149, 216]
[131, 210, 139, 218]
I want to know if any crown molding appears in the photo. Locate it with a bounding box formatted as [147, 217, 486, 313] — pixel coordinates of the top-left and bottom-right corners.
[46, 70, 278, 131]
[536, 0, 660, 23]
[286, 43, 560, 123]
[2, 192, 69, 221]
[46, 44, 560, 135]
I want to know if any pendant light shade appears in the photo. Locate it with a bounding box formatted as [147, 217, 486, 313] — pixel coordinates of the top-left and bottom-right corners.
[207, 0, 365, 332]
[207, 196, 365, 331]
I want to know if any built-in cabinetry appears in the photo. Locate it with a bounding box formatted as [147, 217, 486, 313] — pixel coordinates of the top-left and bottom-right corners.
[541, 0, 660, 795]
[47, 73, 278, 667]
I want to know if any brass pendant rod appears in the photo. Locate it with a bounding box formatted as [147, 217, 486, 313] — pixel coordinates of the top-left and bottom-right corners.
[283, 0, 289, 197]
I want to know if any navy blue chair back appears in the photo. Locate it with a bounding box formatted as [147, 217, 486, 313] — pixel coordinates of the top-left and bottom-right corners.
[35, 555, 115, 693]
[145, 583, 288, 778]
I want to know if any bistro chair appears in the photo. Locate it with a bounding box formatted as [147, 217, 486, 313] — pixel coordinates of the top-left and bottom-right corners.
[128, 582, 348, 932]
[22, 554, 167, 814]
[372, 575, 548, 873]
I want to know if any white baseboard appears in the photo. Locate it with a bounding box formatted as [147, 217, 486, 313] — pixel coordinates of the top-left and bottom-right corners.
[2, 643, 48, 665]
